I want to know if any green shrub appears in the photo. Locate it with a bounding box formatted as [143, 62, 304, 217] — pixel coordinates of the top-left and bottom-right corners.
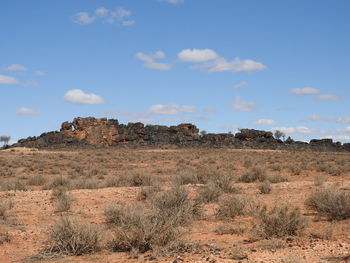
[47, 217, 102, 255]
[305, 188, 350, 220]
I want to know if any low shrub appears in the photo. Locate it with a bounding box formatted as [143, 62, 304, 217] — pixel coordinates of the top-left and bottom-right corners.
[305, 188, 350, 220]
[47, 217, 102, 255]
[1, 179, 27, 191]
[105, 203, 180, 253]
[215, 195, 249, 220]
[253, 205, 307, 238]
[197, 183, 223, 203]
[239, 167, 266, 183]
[28, 174, 46, 186]
[267, 174, 288, 183]
[258, 181, 272, 194]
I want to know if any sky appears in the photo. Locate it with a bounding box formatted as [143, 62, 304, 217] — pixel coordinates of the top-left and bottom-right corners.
[1, 0, 350, 144]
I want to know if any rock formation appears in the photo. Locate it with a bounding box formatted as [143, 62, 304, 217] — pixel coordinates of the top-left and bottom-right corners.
[11, 117, 350, 152]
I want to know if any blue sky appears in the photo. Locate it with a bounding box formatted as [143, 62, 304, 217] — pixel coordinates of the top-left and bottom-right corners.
[1, 0, 350, 143]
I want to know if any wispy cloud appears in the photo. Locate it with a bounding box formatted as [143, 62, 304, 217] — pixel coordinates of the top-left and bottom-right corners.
[149, 103, 195, 115]
[15, 107, 41, 115]
[178, 48, 266, 73]
[290, 87, 319, 95]
[230, 96, 258, 112]
[301, 114, 350, 124]
[64, 89, 105, 104]
[136, 51, 172, 70]
[35, 71, 46, 76]
[316, 94, 341, 100]
[233, 81, 248, 89]
[72, 12, 96, 24]
[72, 7, 134, 26]
[0, 74, 19, 84]
[2, 64, 27, 71]
[22, 80, 40, 87]
[252, 119, 277, 126]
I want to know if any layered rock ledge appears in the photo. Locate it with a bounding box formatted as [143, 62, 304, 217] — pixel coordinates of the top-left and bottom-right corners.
[11, 117, 350, 152]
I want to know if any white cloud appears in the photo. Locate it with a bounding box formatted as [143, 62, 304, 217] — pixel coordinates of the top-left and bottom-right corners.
[179, 48, 266, 73]
[15, 107, 41, 115]
[202, 108, 216, 114]
[35, 71, 46, 76]
[233, 81, 247, 89]
[23, 80, 40, 87]
[149, 103, 195, 115]
[95, 7, 109, 17]
[136, 51, 172, 71]
[64, 89, 105, 104]
[111, 8, 131, 20]
[316, 94, 341, 100]
[178, 49, 219, 62]
[290, 87, 319, 95]
[0, 74, 19, 84]
[73, 7, 133, 26]
[230, 96, 258, 112]
[325, 135, 350, 142]
[5, 64, 27, 71]
[273, 126, 313, 135]
[208, 58, 266, 73]
[161, 0, 184, 3]
[122, 20, 135, 26]
[252, 119, 277, 126]
[302, 114, 350, 123]
[72, 12, 96, 24]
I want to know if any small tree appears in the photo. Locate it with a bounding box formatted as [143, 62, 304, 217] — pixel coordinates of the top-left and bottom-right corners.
[274, 130, 285, 141]
[200, 130, 207, 136]
[0, 136, 10, 146]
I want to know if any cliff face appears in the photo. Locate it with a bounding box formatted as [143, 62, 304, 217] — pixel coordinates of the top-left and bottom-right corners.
[12, 117, 350, 152]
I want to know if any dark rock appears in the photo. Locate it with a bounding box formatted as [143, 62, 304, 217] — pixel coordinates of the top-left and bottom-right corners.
[10, 117, 350, 152]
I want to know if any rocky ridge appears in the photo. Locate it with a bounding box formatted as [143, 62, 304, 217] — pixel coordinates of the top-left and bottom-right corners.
[11, 117, 350, 152]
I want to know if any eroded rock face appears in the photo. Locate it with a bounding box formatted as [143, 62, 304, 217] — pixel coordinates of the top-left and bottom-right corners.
[11, 117, 350, 152]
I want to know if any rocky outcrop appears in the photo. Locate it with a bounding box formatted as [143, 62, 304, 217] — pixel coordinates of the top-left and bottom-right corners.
[11, 117, 350, 152]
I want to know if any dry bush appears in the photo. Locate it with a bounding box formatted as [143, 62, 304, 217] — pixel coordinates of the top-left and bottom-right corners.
[215, 195, 249, 220]
[267, 174, 288, 183]
[258, 180, 272, 194]
[1, 179, 27, 191]
[28, 174, 46, 186]
[73, 178, 99, 189]
[253, 205, 307, 238]
[239, 167, 266, 183]
[47, 217, 102, 255]
[197, 182, 223, 203]
[105, 203, 180, 253]
[209, 173, 237, 194]
[137, 186, 161, 201]
[44, 175, 71, 190]
[152, 186, 199, 225]
[173, 170, 199, 185]
[52, 189, 73, 212]
[215, 224, 244, 235]
[305, 188, 350, 220]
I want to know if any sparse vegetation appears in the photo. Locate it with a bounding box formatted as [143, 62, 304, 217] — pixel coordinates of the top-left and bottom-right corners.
[47, 217, 102, 255]
[253, 205, 307, 238]
[305, 188, 350, 220]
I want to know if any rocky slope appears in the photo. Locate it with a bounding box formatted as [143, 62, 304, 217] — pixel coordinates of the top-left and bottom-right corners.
[11, 117, 350, 152]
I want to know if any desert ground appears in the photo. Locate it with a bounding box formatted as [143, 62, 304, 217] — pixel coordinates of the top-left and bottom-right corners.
[1, 147, 350, 263]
